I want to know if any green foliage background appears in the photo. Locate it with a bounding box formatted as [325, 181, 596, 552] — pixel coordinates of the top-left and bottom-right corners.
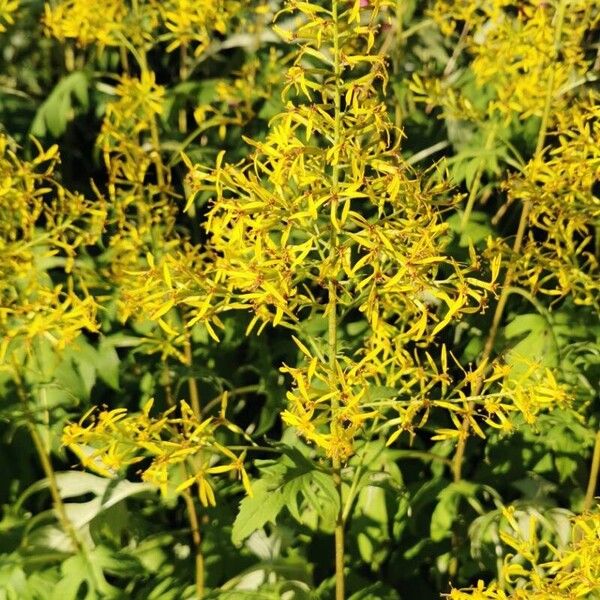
[0, 0, 598, 599]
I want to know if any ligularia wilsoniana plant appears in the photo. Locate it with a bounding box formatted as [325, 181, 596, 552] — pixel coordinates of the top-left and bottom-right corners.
[35, 0, 594, 598]
[179, 1, 570, 596]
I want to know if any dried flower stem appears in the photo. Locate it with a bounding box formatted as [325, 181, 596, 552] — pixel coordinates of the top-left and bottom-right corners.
[446, 2, 571, 583]
[449, 3, 569, 582]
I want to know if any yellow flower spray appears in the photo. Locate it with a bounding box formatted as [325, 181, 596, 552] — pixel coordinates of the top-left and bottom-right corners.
[180, 0, 571, 595]
[45, 0, 593, 596]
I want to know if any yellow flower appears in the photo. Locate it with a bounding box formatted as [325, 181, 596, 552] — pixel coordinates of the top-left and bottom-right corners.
[0, 0, 18, 32]
[43, 0, 127, 48]
[63, 400, 253, 507]
[449, 509, 600, 599]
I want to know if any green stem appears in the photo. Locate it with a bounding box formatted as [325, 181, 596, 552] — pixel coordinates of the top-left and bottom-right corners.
[393, 0, 404, 130]
[443, 21, 470, 78]
[224, 445, 281, 453]
[330, 2, 344, 598]
[341, 419, 380, 523]
[583, 430, 600, 512]
[451, 0, 568, 485]
[406, 140, 450, 166]
[449, 1, 568, 581]
[132, 14, 166, 196]
[397, 19, 434, 43]
[179, 43, 189, 134]
[182, 339, 205, 598]
[203, 385, 263, 415]
[393, 449, 452, 466]
[163, 363, 204, 598]
[14, 370, 81, 552]
[183, 481, 205, 599]
[119, 46, 130, 75]
[184, 337, 201, 418]
[460, 124, 496, 232]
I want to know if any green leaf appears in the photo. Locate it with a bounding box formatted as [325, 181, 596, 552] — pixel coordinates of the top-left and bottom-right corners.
[348, 582, 400, 600]
[96, 338, 120, 390]
[55, 472, 153, 529]
[447, 211, 492, 246]
[68, 338, 98, 398]
[354, 484, 390, 567]
[49, 546, 119, 600]
[30, 72, 89, 138]
[70, 72, 89, 109]
[554, 455, 578, 483]
[50, 555, 85, 600]
[231, 479, 286, 546]
[430, 481, 479, 542]
[346, 320, 369, 336]
[504, 313, 557, 375]
[366, 386, 398, 401]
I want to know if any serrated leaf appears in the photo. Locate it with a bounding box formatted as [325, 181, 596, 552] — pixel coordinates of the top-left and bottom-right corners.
[447, 211, 492, 246]
[30, 71, 89, 139]
[231, 479, 285, 546]
[69, 71, 89, 109]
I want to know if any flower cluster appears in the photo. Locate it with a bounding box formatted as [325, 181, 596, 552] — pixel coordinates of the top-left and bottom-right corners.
[428, 0, 596, 121]
[385, 351, 570, 447]
[63, 398, 252, 506]
[160, 0, 242, 55]
[506, 94, 600, 307]
[414, 0, 599, 318]
[117, 245, 223, 359]
[193, 50, 284, 140]
[0, 136, 105, 363]
[448, 509, 600, 599]
[0, 0, 18, 32]
[44, 0, 258, 56]
[182, 0, 509, 460]
[43, 0, 128, 48]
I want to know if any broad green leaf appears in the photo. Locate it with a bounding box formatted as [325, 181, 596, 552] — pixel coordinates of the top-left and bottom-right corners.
[96, 338, 120, 390]
[354, 484, 389, 567]
[231, 479, 285, 546]
[504, 313, 557, 376]
[430, 481, 479, 542]
[54, 472, 153, 529]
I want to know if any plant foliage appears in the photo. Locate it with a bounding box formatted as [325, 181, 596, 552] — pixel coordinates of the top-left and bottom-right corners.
[0, 0, 599, 599]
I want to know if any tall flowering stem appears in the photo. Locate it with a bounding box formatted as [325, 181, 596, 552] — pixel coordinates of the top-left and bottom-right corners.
[329, 1, 345, 596]
[452, 0, 569, 485]
[183, 0, 504, 594]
